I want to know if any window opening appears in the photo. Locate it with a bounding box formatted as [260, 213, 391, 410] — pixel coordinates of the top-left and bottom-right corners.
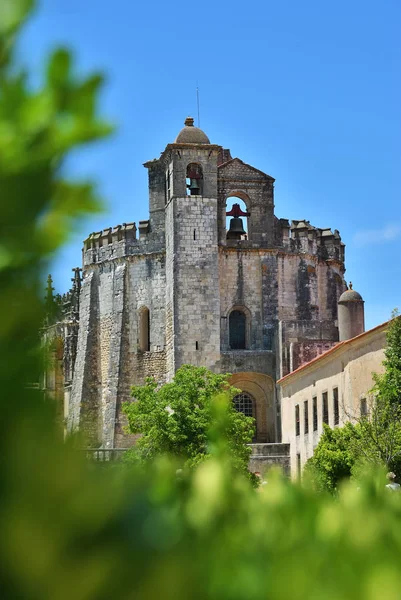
[333, 387, 339, 425]
[295, 405, 300, 436]
[360, 398, 367, 417]
[322, 392, 329, 424]
[233, 392, 254, 418]
[193, 229, 196, 240]
[233, 392, 256, 440]
[304, 400, 309, 435]
[296, 453, 301, 478]
[226, 197, 249, 241]
[313, 397, 318, 431]
[139, 307, 150, 352]
[186, 163, 203, 196]
[195, 341, 199, 350]
[165, 170, 171, 204]
[229, 309, 246, 349]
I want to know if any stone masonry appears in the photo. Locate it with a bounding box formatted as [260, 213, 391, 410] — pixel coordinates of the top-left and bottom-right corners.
[45, 117, 347, 467]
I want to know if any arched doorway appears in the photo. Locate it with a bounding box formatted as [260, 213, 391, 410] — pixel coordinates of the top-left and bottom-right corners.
[229, 372, 275, 443]
[233, 391, 255, 417]
[233, 391, 256, 441]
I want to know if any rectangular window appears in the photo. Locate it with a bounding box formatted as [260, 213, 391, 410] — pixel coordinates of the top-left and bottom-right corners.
[333, 387, 339, 425]
[295, 405, 300, 436]
[360, 398, 368, 417]
[296, 453, 301, 479]
[166, 170, 172, 203]
[322, 392, 329, 425]
[313, 397, 318, 431]
[304, 400, 309, 435]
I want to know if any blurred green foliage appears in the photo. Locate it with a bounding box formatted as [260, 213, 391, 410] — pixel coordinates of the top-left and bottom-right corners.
[1, 4, 401, 599]
[123, 365, 255, 477]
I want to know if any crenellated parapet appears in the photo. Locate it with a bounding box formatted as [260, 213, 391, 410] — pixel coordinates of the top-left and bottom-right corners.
[279, 219, 345, 264]
[82, 221, 163, 266]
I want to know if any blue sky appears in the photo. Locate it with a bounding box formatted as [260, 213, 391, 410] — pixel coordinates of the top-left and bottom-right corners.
[20, 0, 400, 330]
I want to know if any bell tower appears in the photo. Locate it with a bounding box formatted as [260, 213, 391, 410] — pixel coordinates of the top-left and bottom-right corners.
[162, 117, 222, 378]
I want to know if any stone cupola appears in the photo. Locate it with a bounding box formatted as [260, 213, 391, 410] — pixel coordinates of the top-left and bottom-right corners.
[338, 282, 365, 341]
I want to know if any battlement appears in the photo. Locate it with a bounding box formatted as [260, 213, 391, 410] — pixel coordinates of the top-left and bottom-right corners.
[82, 220, 162, 266]
[84, 222, 137, 251]
[279, 219, 345, 263]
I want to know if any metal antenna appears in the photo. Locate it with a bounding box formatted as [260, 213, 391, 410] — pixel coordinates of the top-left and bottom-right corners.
[196, 84, 200, 128]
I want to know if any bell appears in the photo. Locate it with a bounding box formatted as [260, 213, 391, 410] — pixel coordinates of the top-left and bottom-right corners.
[188, 178, 200, 195]
[227, 216, 246, 240]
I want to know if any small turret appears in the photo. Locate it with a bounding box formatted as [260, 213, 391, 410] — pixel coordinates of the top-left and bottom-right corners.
[338, 282, 365, 341]
[174, 116, 211, 144]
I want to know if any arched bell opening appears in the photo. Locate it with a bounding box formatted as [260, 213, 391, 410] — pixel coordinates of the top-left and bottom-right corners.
[186, 163, 203, 196]
[225, 196, 250, 241]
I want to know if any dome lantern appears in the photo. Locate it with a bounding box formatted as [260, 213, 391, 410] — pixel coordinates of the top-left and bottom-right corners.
[174, 116, 211, 144]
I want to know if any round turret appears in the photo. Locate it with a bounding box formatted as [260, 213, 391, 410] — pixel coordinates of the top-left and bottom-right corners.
[338, 282, 365, 341]
[175, 116, 210, 144]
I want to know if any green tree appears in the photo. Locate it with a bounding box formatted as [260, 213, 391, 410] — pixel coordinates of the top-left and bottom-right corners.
[352, 399, 401, 478]
[372, 310, 401, 406]
[123, 365, 255, 475]
[304, 423, 359, 493]
[352, 314, 401, 476]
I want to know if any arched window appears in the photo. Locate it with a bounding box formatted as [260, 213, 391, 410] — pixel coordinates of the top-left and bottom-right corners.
[186, 163, 203, 196]
[233, 392, 254, 418]
[229, 309, 246, 349]
[138, 307, 150, 352]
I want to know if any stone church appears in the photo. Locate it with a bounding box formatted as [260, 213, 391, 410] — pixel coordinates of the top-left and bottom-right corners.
[45, 117, 347, 453]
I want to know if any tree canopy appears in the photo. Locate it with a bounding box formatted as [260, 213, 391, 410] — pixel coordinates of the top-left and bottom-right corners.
[304, 423, 358, 493]
[372, 310, 401, 406]
[123, 365, 255, 475]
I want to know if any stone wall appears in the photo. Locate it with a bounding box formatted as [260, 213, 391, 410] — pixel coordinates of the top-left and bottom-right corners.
[69, 251, 168, 447]
[249, 443, 291, 475]
[219, 248, 265, 350]
[59, 127, 348, 454]
[168, 195, 221, 371]
[165, 199, 175, 380]
[217, 158, 275, 247]
[69, 271, 101, 446]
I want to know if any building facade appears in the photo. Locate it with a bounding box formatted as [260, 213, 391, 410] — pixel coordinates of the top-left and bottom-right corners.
[279, 320, 387, 477]
[46, 117, 347, 452]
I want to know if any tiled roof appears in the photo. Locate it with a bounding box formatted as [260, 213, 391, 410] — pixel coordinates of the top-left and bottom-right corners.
[277, 320, 389, 385]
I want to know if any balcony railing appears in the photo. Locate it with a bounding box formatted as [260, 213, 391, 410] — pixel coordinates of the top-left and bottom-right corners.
[85, 448, 129, 462]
